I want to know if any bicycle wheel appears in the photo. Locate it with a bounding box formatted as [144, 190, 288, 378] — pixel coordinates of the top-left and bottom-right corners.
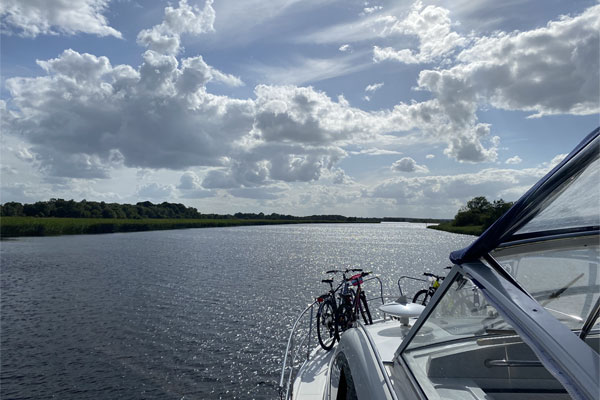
[317, 300, 337, 351]
[336, 294, 354, 333]
[359, 292, 373, 325]
[412, 289, 429, 305]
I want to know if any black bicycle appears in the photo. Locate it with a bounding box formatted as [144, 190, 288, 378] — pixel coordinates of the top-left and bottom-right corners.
[316, 269, 373, 351]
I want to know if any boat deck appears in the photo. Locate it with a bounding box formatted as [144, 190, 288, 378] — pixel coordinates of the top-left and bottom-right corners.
[293, 318, 412, 398]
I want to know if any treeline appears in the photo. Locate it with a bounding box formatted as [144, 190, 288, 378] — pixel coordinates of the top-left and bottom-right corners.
[0, 199, 380, 223]
[0, 199, 203, 219]
[453, 196, 513, 230]
[428, 196, 514, 236]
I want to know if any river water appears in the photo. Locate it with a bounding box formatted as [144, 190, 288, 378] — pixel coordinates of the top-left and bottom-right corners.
[1, 223, 473, 399]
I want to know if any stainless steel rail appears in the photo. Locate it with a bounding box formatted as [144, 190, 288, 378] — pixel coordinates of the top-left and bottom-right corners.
[363, 275, 386, 305]
[278, 300, 317, 400]
[397, 275, 427, 297]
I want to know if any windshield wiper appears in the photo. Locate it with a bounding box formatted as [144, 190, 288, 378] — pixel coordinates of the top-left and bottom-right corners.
[541, 272, 584, 306]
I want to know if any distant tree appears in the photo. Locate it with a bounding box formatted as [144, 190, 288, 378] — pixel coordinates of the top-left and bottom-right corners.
[1, 202, 25, 216]
[453, 196, 513, 228]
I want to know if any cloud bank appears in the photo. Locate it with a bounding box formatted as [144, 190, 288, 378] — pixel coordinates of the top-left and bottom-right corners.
[0, 0, 121, 38]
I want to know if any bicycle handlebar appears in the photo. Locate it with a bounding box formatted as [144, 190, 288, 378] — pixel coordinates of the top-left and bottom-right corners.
[423, 272, 443, 279]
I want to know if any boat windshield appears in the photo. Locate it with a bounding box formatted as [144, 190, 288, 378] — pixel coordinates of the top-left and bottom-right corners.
[514, 153, 600, 236]
[491, 235, 599, 331]
[399, 274, 590, 399]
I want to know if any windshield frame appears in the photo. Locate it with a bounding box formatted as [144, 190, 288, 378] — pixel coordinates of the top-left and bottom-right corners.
[395, 261, 600, 400]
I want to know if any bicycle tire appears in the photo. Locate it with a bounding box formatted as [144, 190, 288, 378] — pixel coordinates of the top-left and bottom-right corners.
[336, 293, 354, 333]
[359, 292, 373, 325]
[412, 289, 430, 305]
[317, 300, 337, 351]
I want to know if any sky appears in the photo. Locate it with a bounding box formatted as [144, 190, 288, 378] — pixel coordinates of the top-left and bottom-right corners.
[1, 0, 598, 218]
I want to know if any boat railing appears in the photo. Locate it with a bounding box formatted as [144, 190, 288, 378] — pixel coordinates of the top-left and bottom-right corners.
[278, 300, 318, 400]
[362, 275, 386, 306]
[397, 275, 427, 297]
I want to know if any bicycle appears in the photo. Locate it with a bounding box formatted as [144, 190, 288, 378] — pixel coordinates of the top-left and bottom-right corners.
[340, 271, 373, 328]
[315, 268, 373, 351]
[412, 272, 444, 305]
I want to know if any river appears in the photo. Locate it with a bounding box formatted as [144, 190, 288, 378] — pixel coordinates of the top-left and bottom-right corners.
[1, 223, 474, 399]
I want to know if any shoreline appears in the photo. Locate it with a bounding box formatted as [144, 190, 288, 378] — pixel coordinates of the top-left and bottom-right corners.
[0, 217, 381, 238]
[426, 222, 482, 236]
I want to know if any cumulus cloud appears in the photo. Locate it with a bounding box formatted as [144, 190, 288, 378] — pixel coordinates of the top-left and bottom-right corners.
[0, 0, 121, 38]
[372, 1, 466, 64]
[137, 0, 215, 55]
[136, 182, 176, 200]
[372, 165, 552, 206]
[228, 186, 286, 200]
[505, 155, 522, 165]
[339, 44, 351, 52]
[177, 171, 215, 198]
[365, 82, 384, 92]
[418, 5, 600, 118]
[391, 157, 429, 173]
[2, 48, 250, 179]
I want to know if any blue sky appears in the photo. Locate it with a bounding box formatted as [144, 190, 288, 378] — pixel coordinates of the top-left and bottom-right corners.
[1, 0, 598, 218]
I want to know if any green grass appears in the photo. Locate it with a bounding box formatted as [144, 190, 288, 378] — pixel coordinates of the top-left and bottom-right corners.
[0, 217, 314, 237]
[427, 222, 483, 236]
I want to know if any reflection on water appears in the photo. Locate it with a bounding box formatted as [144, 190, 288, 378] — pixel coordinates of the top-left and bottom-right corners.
[1, 223, 473, 399]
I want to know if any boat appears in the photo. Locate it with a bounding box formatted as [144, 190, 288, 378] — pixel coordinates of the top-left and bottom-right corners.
[279, 127, 600, 400]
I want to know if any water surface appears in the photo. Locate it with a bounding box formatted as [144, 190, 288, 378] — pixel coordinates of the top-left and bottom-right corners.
[1, 223, 474, 399]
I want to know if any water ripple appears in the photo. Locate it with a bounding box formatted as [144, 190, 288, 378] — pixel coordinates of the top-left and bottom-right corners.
[1, 223, 473, 399]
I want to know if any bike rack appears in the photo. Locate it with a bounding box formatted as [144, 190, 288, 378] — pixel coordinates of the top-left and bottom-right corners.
[278, 300, 317, 400]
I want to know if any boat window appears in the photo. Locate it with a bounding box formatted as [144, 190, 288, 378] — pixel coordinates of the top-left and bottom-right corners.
[400, 274, 574, 399]
[514, 151, 599, 235]
[491, 236, 599, 333]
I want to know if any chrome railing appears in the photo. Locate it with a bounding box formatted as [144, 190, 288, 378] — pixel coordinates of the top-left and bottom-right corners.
[363, 275, 386, 305]
[278, 300, 317, 400]
[397, 275, 427, 297]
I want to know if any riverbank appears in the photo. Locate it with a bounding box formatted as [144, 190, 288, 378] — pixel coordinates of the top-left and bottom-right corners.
[0, 217, 378, 238]
[427, 222, 482, 236]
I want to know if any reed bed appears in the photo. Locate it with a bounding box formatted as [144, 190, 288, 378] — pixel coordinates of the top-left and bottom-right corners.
[0, 217, 305, 237]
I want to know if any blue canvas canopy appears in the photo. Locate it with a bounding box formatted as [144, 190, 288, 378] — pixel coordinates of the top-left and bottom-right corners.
[450, 127, 600, 264]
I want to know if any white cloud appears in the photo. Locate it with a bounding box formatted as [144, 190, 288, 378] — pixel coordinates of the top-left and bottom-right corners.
[136, 182, 176, 200]
[426, 154, 435, 159]
[365, 82, 384, 92]
[177, 171, 215, 198]
[0, 0, 121, 38]
[339, 44, 351, 52]
[3, 48, 252, 178]
[419, 5, 600, 118]
[297, 6, 409, 44]
[372, 1, 467, 64]
[137, 0, 215, 55]
[505, 155, 522, 165]
[349, 148, 403, 156]
[391, 157, 429, 173]
[372, 164, 553, 206]
[363, 95, 371, 102]
[248, 51, 371, 86]
[363, 6, 383, 15]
